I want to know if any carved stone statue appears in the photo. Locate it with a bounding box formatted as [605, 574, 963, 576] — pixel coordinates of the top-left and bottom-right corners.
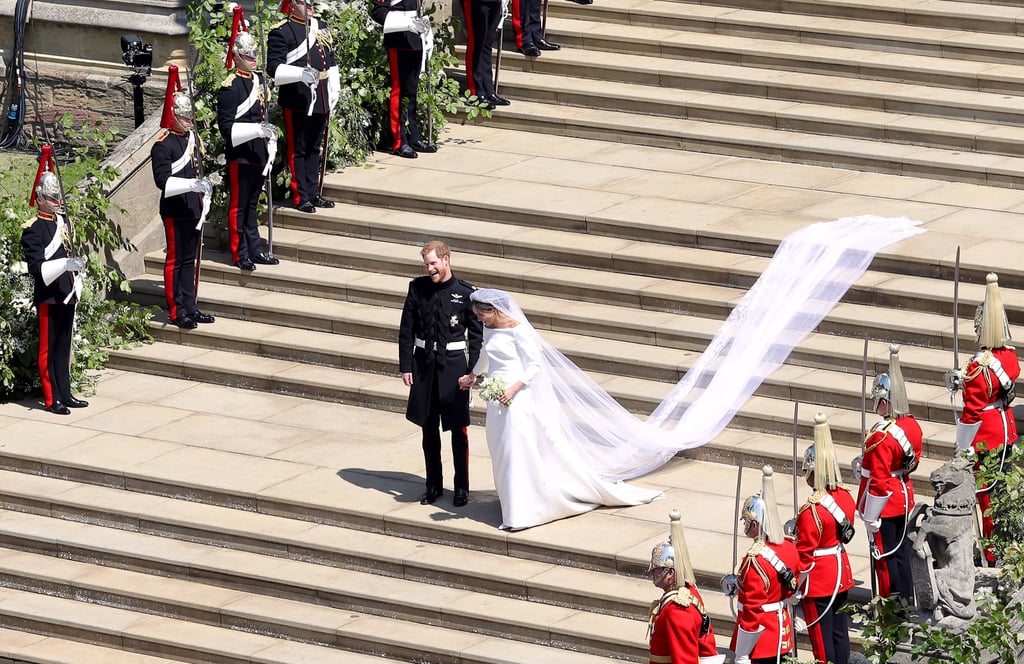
[909, 455, 977, 628]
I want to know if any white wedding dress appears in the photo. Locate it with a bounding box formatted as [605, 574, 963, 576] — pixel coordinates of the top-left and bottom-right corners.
[473, 325, 663, 530]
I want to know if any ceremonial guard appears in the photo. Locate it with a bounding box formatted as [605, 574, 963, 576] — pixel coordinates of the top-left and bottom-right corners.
[218, 6, 280, 271]
[647, 509, 725, 664]
[268, 0, 339, 212]
[511, 0, 559, 56]
[371, 0, 437, 158]
[462, 0, 507, 109]
[855, 344, 921, 600]
[954, 273, 1020, 544]
[398, 240, 482, 507]
[21, 145, 88, 415]
[722, 466, 799, 664]
[150, 65, 215, 330]
[795, 414, 855, 664]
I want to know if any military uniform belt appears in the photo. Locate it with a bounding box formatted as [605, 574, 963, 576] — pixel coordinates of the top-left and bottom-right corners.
[813, 545, 842, 556]
[415, 337, 466, 352]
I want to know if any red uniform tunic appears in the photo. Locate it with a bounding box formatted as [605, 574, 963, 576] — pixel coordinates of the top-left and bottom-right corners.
[732, 539, 799, 660]
[857, 415, 922, 519]
[648, 584, 720, 664]
[962, 347, 1019, 455]
[962, 346, 1020, 541]
[795, 487, 856, 664]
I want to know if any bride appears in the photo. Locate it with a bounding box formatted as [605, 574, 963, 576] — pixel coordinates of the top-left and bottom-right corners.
[455, 216, 926, 530]
[458, 288, 662, 530]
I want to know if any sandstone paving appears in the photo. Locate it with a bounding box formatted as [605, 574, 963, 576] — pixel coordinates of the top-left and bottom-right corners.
[0, 627, 190, 664]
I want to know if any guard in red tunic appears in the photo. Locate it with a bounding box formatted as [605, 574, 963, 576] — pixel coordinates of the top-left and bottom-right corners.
[21, 145, 88, 415]
[955, 272, 1020, 544]
[855, 344, 921, 600]
[150, 66, 215, 330]
[723, 466, 799, 664]
[795, 413, 855, 664]
[647, 509, 724, 664]
[218, 5, 280, 271]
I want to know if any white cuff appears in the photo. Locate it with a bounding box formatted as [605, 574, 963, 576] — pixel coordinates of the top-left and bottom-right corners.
[859, 491, 891, 523]
[231, 122, 263, 146]
[734, 625, 764, 659]
[40, 258, 66, 286]
[956, 419, 981, 453]
[383, 11, 415, 33]
[274, 63, 305, 85]
[164, 177, 194, 198]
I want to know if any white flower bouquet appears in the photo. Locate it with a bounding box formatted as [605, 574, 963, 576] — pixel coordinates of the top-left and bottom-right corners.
[478, 376, 508, 405]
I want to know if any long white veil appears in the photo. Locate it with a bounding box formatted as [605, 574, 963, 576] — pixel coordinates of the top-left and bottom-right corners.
[471, 215, 925, 482]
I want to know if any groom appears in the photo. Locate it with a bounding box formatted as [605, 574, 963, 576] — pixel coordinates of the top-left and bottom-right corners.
[399, 241, 483, 507]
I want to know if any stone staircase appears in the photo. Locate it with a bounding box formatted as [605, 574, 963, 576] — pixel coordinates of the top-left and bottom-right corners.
[478, 0, 1024, 186]
[3, 0, 1024, 661]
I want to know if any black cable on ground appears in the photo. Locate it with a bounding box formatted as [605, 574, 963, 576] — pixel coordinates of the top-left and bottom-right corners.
[0, 0, 30, 149]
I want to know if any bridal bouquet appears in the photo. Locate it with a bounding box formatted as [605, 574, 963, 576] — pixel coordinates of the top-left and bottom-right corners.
[478, 376, 508, 405]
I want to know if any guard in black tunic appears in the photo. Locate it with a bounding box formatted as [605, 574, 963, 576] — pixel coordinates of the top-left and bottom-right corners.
[150, 65, 215, 330]
[462, 0, 507, 108]
[21, 145, 88, 415]
[370, 0, 437, 158]
[398, 241, 483, 507]
[218, 5, 280, 271]
[511, 0, 559, 56]
[268, 0, 338, 213]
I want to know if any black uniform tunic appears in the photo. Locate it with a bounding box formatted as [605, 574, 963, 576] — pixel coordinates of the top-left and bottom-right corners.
[150, 129, 203, 321]
[217, 70, 270, 263]
[267, 16, 336, 206]
[370, 0, 427, 151]
[21, 212, 77, 408]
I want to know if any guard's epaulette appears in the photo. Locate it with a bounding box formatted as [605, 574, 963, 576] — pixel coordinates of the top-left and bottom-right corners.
[272, 18, 289, 28]
[975, 350, 994, 367]
[156, 129, 170, 141]
[221, 72, 237, 88]
[21, 218, 33, 229]
[745, 540, 764, 558]
[671, 587, 694, 608]
[798, 489, 825, 514]
[316, 29, 334, 47]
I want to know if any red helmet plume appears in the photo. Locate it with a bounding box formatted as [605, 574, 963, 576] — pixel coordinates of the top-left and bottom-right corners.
[160, 65, 184, 130]
[29, 144, 58, 208]
[225, 5, 248, 69]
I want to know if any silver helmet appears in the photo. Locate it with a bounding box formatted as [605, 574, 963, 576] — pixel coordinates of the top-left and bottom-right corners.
[804, 412, 841, 490]
[647, 508, 696, 588]
[976, 273, 1011, 350]
[35, 171, 63, 212]
[234, 32, 258, 63]
[741, 466, 784, 545]
[871, 344, 909, 417]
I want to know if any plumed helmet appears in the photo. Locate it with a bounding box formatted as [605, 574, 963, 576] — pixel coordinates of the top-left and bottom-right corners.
[29, 144, 62, 209]
[804, 412, 842, 490]
[872, 344, 909, 417]
[226, 5, 257, 69]
[281, 0, 312, 15]
[976, 273, 1011, 349]
[741, 466, 784, 545]
[647, 509, 697, 587]
[160, 65, 186, 130]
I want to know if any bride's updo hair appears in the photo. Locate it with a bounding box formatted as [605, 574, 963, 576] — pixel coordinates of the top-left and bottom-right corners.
[471, 300, 495, 313]
[470, 290, 497, 312]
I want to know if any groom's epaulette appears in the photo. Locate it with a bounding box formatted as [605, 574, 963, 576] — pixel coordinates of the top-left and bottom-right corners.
[457, 278, 476, 292]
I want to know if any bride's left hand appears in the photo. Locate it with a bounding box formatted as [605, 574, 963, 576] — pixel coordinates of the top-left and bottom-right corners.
[500, 384, 522, 406]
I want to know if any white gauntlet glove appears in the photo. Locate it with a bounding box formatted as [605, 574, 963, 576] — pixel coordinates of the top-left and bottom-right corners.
[191, 177, 213, 197]
[259, 122, 278, 139]
[300, 66, 318, 87]
[65, 256, 86, 273]
[411, 16, 430, 34]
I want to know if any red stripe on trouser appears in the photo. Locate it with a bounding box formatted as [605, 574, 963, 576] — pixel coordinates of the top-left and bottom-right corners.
[872, 530, 892, 597]
[162, 217, 178, 320]
[511, 0, 524, 47]
[461, 426, 470, 486]
[977, 489, 996, 563]
[802, 598, 827, 664]
[283, 108, 301, 205]
[463, 0, 477, 95]
[37, 303, 54, 407]
[388, 49, 403, 151]
[227, 161, 242, 262]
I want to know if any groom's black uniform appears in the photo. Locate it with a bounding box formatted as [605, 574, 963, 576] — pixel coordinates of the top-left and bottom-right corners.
[399, 275, 482, 501]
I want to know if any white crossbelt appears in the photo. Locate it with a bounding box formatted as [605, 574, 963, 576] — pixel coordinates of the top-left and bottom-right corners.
[737, 601, 783, 612]
[414, 337, 466, 351]
[813, 545, 842, 556]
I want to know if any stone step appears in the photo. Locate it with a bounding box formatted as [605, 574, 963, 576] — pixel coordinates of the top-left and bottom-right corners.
[545, 0, 1024, 64]
[0, 627, 190, 664]
[0, 437, 869, 640]
[486, 44, 1024, 128]
[680, 0, 1024, 34]
[103, 339, 951, 493]
[472, 97, 1024, 185]
[0, 580, 613, 664]
[492, 68, 1024, 157]
[0, 538, 654, 661]
[540, 17, 1024, 94]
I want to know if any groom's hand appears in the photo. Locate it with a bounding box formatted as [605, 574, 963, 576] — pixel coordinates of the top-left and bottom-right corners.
[402, 372, 413, 387]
